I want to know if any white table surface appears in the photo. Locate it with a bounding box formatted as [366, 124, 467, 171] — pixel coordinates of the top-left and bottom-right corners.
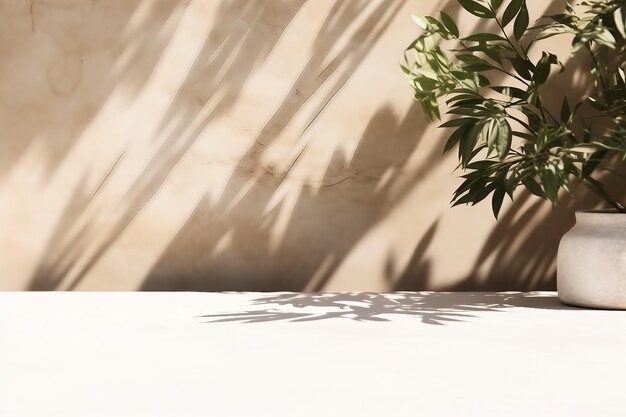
[1, 291, 625, 417]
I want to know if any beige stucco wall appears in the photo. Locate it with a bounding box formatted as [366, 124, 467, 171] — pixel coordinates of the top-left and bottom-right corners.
[0, 0, 622, 291]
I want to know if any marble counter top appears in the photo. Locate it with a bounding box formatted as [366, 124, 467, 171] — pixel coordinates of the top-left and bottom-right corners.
[2, 291, 625, 416]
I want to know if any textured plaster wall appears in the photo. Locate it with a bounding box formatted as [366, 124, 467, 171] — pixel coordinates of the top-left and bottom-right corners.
[0, 0, 620, 291]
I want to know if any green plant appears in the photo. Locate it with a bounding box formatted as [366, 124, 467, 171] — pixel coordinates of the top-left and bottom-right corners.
[403, 0, 626, 217]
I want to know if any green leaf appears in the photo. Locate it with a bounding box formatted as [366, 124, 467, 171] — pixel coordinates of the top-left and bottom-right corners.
[455, 43, 512, 54]
[533, 52, 552, 85]
[453, 181, 496, 206]
[501, 0, 523, 27]
[454, 175, 484, 199]
[490, 85, 526, 100]
[466, 160, 497, 170]
[449, 98, 485, 109]
[512, 131, 535, 140]
[440, 117, 479, 128]
[444, 125, 472, 154]
[450, 88, 483, 96]
[520, 106, 541, 130]
[464, 62, 495, 72]
[440, 11, 460, 38]
[471, 183, 497, 205]
[459, 121, 484, 167]
[462, 33, 508, 42]
[594, 28, 616, 48]
[401, 0, 626, 217]
[447, 107, 488, 116]
[411, 14, 429, 29]
[587, 96, 606, 111]
[492, 186, 506, 218]
[457, 0, 495, 18]
[615, 6, 626, 39]
[522, 177, 545, 198]
[491, 0, 504, 10]
[510, 57, 533, 80]
[447, 95, 482, 105]
[413, 67, 439, 80]
[582, 150, 608, 178]
[495, 118, 512, 159]
[504, 175, 515, 198]
[560, 96, 570, 124]
[477, 74, 491, 86]
[513, 1, 529, 40]
[483, 47, 504, 64]
[415, 92, 441, 121]
[483, 117, 500, 155]
[540, 168, 559, 203]
[456, 54, 484, 64]
[526, 86, 541, 106]
[466, 143, 488, 166]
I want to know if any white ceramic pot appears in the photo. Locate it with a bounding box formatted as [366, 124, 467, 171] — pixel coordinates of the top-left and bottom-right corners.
[557, 210, 626, 309]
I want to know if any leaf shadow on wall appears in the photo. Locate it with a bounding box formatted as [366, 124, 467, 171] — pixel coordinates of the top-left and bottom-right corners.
[0, 0, 185, 181]
[140, 100, 440, 291]
[138, 0, 438, 291]
[141, 0, 583, 292]
[27, 0, 414, 290]
[25, 0, 620, 293]
[27, 0, 309, 289]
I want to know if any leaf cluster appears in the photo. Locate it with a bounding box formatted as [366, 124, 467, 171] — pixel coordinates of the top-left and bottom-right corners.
[403, 0, 626, 217]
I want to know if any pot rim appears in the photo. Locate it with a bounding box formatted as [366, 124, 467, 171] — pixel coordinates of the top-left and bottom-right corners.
[575, 209, 626, 226]
[577, 209, 626, 214]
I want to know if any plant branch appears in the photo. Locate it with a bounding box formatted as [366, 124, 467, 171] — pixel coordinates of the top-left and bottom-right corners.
[490, 4, 527, 59]
[582, 176, 626, 211]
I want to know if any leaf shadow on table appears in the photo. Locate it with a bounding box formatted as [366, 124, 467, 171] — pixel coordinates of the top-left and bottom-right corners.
[199, 292, 580, 325]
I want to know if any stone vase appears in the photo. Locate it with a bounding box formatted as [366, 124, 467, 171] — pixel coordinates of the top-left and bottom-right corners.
[557, 210, 626, 309]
